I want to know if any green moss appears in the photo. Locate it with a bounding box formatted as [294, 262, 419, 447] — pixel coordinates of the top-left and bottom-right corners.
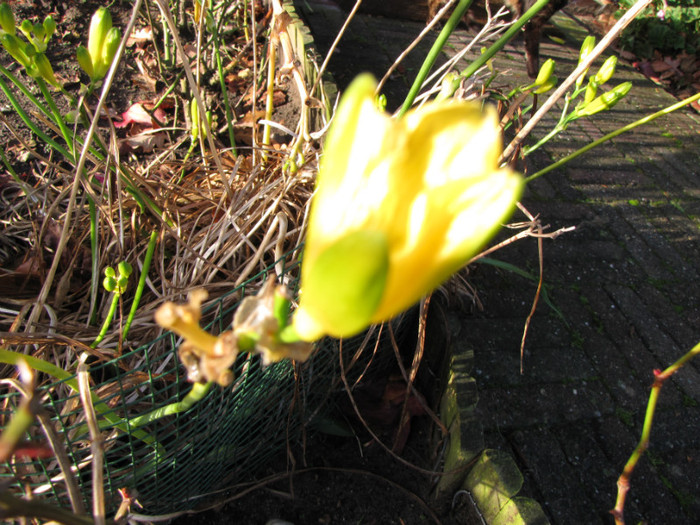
[616, 407, 635, 428]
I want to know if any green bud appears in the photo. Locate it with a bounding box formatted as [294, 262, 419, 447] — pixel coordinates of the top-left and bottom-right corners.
[96, 26, 121, 79]
[576, 35, 596, 89]
[533, 75, 557, 95]
[31, 52, 59, 86]
[116, 275, 128, 293]
[436, 72, 460, 102]
[117, 261, 133, 278]
[594, 55, 617, 85]
[374, 93, 387, 112]
[64, 109, 79, 124]
[19, 18, 32, 36]
[32, 22, 45, 41]
[575, 82, 632, 118]
[534, 59, 555, 87]
[190, 98, 200, 141]
[77, 45, 94, 79]
[578, 36, 596, 65]
[2, 33, 30, 67]
[104, 266, 116, 279]
[42, 16, 56, 41]
[0, 3, 16, 35]
[103, 276, 117, 292]
[584, 81, 597, 104]
[88, 7, 112, 75]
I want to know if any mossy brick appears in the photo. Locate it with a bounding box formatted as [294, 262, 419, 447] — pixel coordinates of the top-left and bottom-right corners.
[434, 361, 483, 499]
[463, 449, 523, 523]
[493, 496, 550, 525]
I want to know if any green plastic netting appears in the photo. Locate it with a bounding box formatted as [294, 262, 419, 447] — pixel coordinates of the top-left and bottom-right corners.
[0, 249, 364, 516]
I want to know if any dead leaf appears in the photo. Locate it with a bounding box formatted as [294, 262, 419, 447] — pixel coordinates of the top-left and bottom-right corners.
[126, 26, 153, 47]
[113, 102, 167, 129]
[119, 129, 166, 153]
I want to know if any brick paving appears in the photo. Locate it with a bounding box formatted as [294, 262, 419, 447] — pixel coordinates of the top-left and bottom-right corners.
[292, 2, 700, 523]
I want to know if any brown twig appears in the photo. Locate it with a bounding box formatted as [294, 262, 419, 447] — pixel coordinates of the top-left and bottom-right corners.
[78, 354, 106, 525]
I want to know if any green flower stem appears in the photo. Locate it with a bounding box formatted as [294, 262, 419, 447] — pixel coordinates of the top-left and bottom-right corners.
[612, 340, 700, 524]
[122, 229, 158, 340]
[398, 0, 475, 117]
[36, 77, 75, 160]
[128, 381, 212, 428]
[0, 348, 163, 455]
[90, 292, 119, 349]
[0, 73, 72, 160]
[212, 16, 237, 155]
[523, 89, 580, 155]
[0, 64, 54, 124]
[458, 0, 552, 84]
[399, 0, 552, 116]
[88, 198, 99, 326]
[525, 91, 700, 183]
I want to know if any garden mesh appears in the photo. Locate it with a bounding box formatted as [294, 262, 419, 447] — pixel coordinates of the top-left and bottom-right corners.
[0, 248, 394, 516]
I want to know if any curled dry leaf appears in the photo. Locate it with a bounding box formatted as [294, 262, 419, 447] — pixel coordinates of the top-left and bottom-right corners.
[113, 102, 167, 129]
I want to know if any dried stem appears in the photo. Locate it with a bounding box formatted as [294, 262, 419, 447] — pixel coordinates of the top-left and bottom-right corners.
[78, 354, 106, 525]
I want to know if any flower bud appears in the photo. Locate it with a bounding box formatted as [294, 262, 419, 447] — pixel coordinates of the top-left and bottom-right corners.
[31, 52, 59, 86]
[42, 16, 56, 42]
[594, 55, 617, 85]
[578, 36, 596, 65]
[104, 266, 116, 279]
[1, 33, 30, 67]
[88, 7, 112, 76]
[98, 27, 121, 77]
[103, 276, 117, 292]
[32, 21, 45, 41]
[584, 81, 597, 104]
[77, 44, 94, 79]
[534, 58, 555, 88]
[0, 3, 16, 35]
[576, 35, 596, 89]
[533, 76, 557, 95]
[116, 275, 129, 293]
[436, 71, 461, 102]
[117, 261, 133, 278]
[575, 82, 632, 118]
[190, 98, 200, 141]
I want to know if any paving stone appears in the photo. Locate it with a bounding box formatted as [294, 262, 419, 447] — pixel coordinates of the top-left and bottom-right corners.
[510, 428, 604, 524]
[552, 424, 619, 516]
[605, 283, 700, 401]
[477, 380, 615, 431]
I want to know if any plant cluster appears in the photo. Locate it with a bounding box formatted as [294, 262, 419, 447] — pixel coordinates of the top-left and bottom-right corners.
[618, 0, 700, 57]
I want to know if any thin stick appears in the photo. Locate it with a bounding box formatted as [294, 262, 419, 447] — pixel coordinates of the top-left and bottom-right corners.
[78, 354, 105, 525]
[309, 0, 364, 97]
[611, 341, 700, 525]
[500, 0, 654, 163]
[376, 0, 457, 96]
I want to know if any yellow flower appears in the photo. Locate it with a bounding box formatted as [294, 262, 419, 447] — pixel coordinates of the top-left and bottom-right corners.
[292, 74, 523, 341]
